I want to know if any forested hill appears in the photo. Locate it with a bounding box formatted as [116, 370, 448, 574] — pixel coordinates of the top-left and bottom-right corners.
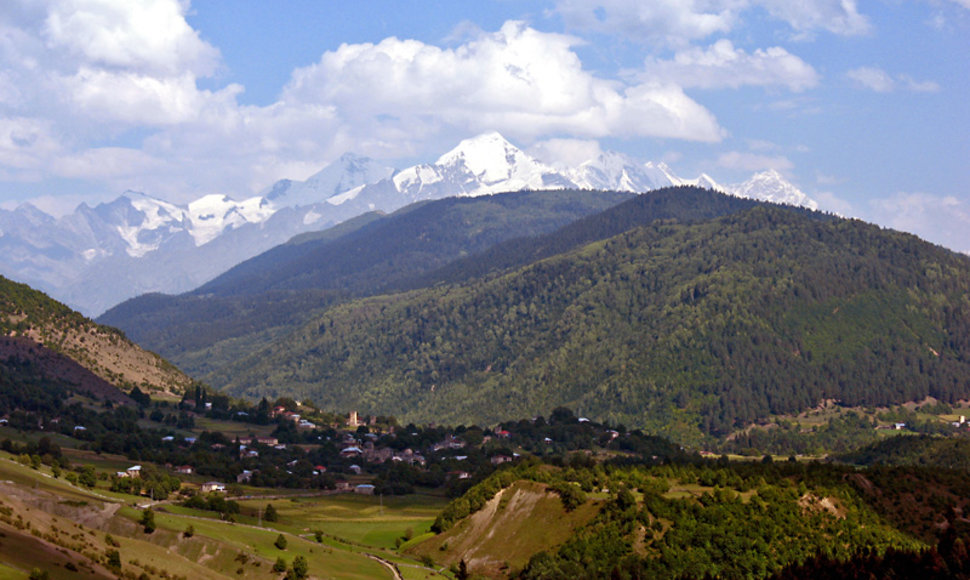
[214, 202, 970, 444]
[196, 189, 634, 297]
[399, 184, 793, 291]
[98, 189, 632, 377]
[100, 187, 779, 382]
[0, 275, 192, 398]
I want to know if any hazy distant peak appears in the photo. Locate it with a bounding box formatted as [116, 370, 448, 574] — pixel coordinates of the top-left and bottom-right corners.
[731, 170, 818, 210]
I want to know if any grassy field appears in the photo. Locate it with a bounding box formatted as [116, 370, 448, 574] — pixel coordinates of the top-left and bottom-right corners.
[238, 491, 449, 549]
[0, 452, 444, 579]
[192, 416, 277, 439]
[0, 561, 28, 580]
[772, 398, 970, 430]
[147, 512, 391, 579]
[0, 425, 83, 452]
[0, 418, 454, 578]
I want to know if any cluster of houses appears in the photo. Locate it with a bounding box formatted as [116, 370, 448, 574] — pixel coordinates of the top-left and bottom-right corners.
[336, 432, 429, 466]
[116, 464, 142, 478]
[236, 436, 286, 459]
[116, 463, 226, 494]
[271, 406, 317, 430]
[151, 410, 442, 493]
[163, 415, 485, 496]
[123, 410, 604, 497]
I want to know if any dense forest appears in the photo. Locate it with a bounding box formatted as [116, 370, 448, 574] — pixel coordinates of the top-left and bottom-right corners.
[212, 196, 970, 442]
[837, 435, 970, 471]
[99, 189, 633, 377]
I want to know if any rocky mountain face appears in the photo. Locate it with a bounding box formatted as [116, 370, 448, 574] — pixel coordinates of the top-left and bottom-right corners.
[0, 132, 816, 315]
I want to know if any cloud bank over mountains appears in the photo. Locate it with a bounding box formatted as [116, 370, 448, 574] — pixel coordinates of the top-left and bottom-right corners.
[0, 0, 882, 199]
[0, 0, 966, 253]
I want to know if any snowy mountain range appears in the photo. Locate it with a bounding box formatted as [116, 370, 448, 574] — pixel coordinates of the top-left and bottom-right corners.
[0, 132, 817, 315]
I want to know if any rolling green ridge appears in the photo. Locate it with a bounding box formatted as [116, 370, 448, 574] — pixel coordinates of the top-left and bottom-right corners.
[99, 189, 633, 378]
[400, 183, 779, 291]
[213, 198, 970, 443]
[413, 458, 939, 579]
[837, 435, 970, 470]
[198, 189, 631, 298]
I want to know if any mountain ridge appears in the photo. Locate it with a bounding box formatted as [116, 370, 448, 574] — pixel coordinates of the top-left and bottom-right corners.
[199, 189, 970, 442]
[0, 132, 816, 315]
[97, 189, 635, 377]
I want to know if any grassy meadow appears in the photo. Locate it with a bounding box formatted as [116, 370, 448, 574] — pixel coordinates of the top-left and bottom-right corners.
[0, 452, 448, 579]
[237, 492, 448, 549]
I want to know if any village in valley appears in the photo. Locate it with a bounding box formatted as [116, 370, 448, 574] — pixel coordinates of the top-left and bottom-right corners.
[8, 381, 970, 512]
[7, 344, 970, 580]
[23, 388, 622, 507]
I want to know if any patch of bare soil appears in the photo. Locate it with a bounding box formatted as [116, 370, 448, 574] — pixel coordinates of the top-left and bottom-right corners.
[9, 318, 191, 396]
[798, 492, 846, 519]
[0, 480, 120, 578]
[413, 480, 599, 578]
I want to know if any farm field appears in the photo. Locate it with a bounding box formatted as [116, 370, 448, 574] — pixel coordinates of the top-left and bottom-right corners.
[0, 452, 445, 579]
[237, 492, 448, 549]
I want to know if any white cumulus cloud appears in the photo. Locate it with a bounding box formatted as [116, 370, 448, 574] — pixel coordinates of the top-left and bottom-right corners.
[554, 0, 870, 44]
[846, 66, 941, 92]
[528, 138, 604, 168]
[281, 21, 726, 143]
[554, 0, 739, 47]
[755, 0, 870, 37]
[0, 0, 234, 169]
[641, 40, 820, 91]
[42, 0, 219, 76]
[0, 8, 733, 202]
[867, 192, 970, 253]
[716, 151, 794, 171]
[52, 147, 163, 180]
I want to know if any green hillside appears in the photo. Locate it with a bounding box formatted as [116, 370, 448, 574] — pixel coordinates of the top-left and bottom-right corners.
[837, 435, 970, 470]
[0, 275, 192, 397]
[99, 189, 633, 378]
[408, 459, 937, 579]
[0, 448, 413, 580]
[214, 198, 970, 443]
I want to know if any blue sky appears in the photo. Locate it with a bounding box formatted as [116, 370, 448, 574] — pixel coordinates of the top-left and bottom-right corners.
[0, 0, 967, 251]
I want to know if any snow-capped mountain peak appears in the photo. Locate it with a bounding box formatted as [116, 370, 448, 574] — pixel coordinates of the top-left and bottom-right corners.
[435, 131, 529, 181]
[85, 192, 189, 258]
[0, 130, 821, 315]
[187, 194, 275, 246]
[692, 174, 722, 191]
[644, 161, 682, 187]
[267, 153, 395, 208]
[569, 151, 666, 192]
[394, 131, 573, 198]
[731, 169, 818, 210]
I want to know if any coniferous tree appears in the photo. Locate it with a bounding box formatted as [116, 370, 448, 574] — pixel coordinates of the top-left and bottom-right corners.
[140, 508, 155, 534]
[264, 502, 278, 522]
